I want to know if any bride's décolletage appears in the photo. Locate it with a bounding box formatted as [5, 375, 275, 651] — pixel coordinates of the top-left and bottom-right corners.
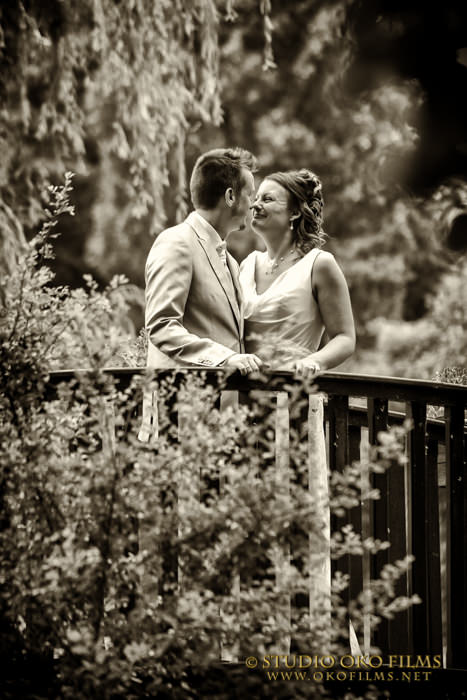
[263, 246, 298, 275]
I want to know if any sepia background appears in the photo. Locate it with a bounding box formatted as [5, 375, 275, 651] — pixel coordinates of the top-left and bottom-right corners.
[1, 4, 466, 695]
[2, 0, 467, 379]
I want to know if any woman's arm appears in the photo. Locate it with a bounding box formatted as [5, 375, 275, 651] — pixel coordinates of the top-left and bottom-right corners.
[295, 252, 355, 377]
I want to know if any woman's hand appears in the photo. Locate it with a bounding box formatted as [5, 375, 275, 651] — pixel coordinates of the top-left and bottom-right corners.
[294, 356, 322, 380]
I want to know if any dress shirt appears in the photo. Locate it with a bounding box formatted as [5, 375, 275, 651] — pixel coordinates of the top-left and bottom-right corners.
[191, 211, 227, 263]
[216, 240, 228, 267]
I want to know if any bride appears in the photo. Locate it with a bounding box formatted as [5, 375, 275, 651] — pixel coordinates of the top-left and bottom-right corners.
[241, 168, 354, 376]
[239, 168, 356, 652]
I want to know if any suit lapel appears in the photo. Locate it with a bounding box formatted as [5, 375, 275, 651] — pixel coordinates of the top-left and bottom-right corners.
[226, 252, 244, 340]
[197, 238, 242, 330]
[186, 213, 241, 332]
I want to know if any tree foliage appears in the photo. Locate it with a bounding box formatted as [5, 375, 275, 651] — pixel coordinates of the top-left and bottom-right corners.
[207, 1, 467, 367]
[1, 1, 219, 226]
[206, 0, 467, 349]
[0, 0, 274, 285]
[370, 256, 467, 379]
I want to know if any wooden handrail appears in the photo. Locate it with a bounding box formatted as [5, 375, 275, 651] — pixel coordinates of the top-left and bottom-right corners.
[48, 367, 467, 406]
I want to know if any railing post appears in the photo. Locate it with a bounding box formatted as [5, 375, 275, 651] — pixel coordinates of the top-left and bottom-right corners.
[368, 398, 390, 653]
[328, 394, 349, 473]
[406, 401, 429, 657]
[328, 395, 354, 642]
[348, 424, 363, 604]
[384, 407, 411, 655]
[445, 404, 467, 668]
[426, 431, 443, 658]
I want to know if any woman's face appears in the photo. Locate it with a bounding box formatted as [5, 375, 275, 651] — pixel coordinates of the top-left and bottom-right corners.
[251, 179, 292, 236]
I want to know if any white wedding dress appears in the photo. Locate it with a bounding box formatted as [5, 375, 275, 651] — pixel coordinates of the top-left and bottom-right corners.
[239, 248, 332, 650]
[240, 248, 326, 359]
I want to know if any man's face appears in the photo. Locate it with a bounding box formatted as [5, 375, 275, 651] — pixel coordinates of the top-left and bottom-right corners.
[229, 168, 255, 232]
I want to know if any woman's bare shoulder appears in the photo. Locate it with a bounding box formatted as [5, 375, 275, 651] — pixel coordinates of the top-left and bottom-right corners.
[313, 250, 346, 285]
[315, 249, 336, 265]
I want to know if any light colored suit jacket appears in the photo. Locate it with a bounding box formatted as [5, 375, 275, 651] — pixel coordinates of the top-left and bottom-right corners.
[139, 211, 244, 441]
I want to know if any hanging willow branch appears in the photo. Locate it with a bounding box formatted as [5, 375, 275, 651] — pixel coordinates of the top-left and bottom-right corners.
[259, 0, 277, 70]
[0, 0, 275, 270]
[224, 0, 238, 22]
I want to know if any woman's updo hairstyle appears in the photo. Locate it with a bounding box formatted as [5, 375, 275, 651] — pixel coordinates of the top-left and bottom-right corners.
[267, 168, 326, 253]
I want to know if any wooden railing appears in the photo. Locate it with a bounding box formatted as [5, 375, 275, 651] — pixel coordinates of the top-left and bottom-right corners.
[48, 368, 467, 668]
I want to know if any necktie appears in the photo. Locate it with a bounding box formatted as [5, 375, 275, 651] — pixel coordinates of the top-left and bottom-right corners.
[216, 241, 227, 267]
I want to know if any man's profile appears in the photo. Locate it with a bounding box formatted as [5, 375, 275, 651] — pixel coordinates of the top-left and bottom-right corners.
[139, 147, 262, 442]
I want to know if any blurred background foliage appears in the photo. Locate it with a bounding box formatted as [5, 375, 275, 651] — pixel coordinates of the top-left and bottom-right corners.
[1, 0, 467, 379]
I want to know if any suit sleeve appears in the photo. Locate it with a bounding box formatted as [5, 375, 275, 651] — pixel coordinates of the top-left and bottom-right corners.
[145, 229, 237, 366]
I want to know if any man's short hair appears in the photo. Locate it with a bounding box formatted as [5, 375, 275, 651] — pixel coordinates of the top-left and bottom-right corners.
[190, 147, 257, 210]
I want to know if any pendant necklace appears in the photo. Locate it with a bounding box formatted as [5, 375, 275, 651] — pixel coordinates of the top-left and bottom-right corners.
[265, 247, 297, 275]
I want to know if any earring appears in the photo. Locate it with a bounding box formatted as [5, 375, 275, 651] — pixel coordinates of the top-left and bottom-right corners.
[289, 219, 294, 230]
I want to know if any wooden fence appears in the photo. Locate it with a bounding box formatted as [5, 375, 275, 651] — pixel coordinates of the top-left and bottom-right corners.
[48, 368, 467, 668]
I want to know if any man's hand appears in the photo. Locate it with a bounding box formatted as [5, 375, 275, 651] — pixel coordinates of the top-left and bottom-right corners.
[224, 353, 263, 375]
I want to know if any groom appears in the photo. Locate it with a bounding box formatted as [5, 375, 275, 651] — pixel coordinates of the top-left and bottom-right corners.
[139, 147, 262, 442]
